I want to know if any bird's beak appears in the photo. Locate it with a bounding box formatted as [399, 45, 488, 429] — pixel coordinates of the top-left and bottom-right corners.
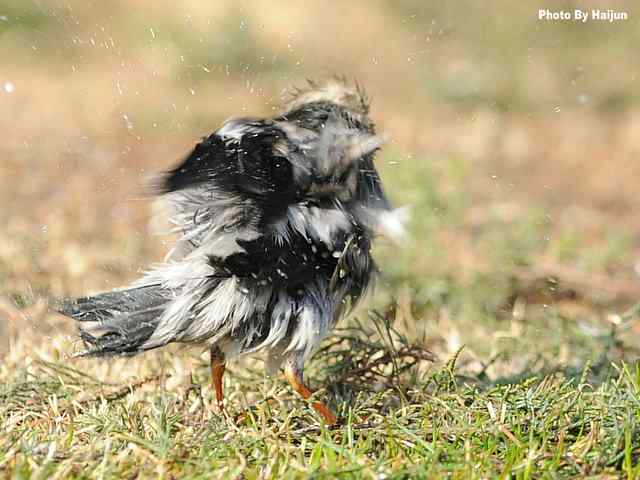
[315, 126, 383, 177]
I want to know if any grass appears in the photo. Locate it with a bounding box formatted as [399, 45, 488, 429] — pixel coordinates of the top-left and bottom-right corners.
[2, 333, 640, 478]
[2, 0, 640, 477]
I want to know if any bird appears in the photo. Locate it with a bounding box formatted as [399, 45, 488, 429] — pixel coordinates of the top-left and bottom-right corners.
[59, 79, 404, 425]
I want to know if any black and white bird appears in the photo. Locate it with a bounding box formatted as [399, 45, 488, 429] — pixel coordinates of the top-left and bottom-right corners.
[59, 79, 405, 424]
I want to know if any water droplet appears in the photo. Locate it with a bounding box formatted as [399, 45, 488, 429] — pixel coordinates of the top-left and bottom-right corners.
[122, 114, 134, 132]
[553, 106, 561, 113]
[4, 81, 15, 93]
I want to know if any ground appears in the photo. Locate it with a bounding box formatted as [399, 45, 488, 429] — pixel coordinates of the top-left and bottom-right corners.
[1, 1, 640, 478]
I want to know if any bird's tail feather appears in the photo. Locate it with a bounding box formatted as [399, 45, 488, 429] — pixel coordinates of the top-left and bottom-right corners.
[58, 285, 169, 357]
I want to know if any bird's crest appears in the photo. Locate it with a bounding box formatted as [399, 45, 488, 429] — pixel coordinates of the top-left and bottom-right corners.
[282, 77, 370, 116]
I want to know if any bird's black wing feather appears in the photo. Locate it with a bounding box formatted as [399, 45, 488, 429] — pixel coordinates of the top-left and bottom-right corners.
[156, 120, 297, 201]
[155, 134, 236, 194]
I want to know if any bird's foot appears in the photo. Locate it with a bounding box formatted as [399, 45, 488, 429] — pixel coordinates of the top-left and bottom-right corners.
[310, 401, 338, 425]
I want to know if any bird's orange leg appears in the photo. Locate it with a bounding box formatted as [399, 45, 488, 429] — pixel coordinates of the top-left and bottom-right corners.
[210, 345, 226, 413]
[284, 362, 337, 425]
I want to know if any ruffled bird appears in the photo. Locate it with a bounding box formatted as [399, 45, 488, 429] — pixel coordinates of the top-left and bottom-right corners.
[59, 79, 403, 424]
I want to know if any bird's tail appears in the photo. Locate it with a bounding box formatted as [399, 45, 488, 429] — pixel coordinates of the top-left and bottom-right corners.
[58, 284, 170, 357]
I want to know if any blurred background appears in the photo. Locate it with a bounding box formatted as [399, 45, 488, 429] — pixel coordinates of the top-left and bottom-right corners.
[1, 0, 640, 380]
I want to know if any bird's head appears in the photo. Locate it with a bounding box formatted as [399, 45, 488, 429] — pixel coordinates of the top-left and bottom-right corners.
[275, 79, 383, 205]
[274, 117, 380, 204]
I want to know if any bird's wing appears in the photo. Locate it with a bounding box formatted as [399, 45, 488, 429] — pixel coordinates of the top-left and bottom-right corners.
[151, 118, 299, 262]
